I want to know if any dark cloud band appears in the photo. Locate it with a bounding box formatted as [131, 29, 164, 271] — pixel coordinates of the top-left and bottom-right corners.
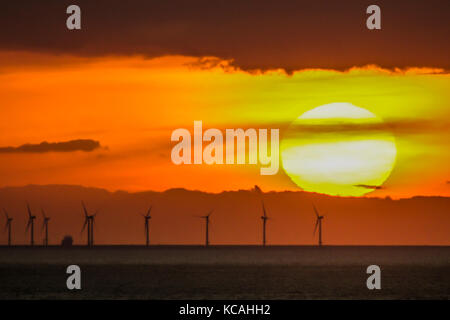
[354, 184, 384, 190]
[0, 0, 449, 71]
[283, 119, 450, 137]
[0, 139, 101, 153]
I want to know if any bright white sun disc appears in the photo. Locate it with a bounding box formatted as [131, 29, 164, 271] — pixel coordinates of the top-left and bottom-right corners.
[281, 103, 397, 196]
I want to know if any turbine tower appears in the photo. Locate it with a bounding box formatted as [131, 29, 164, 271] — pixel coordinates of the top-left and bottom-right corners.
[253, 185, 270, 247]
[41, 209, 50, 246]
[81, 202, 97, 247]
[313, 204, 324, 246]
[261, 201, 270, 247]
[90, 211, 96, 246]
[25, 203, 36, 246]
[198, 210, 213, 247]
[142, 206, 152, 246]
[3, 209, 12, 246]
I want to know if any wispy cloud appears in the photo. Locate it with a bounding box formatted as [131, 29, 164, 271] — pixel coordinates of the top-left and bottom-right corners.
[0, 139, 102, 153]
[354, 184, 384, 190]
[283, 119, 450, 137]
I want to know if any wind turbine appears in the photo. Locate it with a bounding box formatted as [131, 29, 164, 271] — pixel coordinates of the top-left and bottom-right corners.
[253, 185, 270, 247]
[25, 203, 36, 246]
[3, 209, 12, 246]
[142, 206, 152, 246]
[41, 209, 50, 246]
[261, 201, 270, 247]
[197, 210, 213, 247]
[313, 204, 324, 246]
[81, 202, 97, 247]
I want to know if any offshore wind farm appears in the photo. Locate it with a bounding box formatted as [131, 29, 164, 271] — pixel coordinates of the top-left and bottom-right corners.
[0, 184, 449, 299]
[2, 186, 326, 247]
[1, 184, 449, 247]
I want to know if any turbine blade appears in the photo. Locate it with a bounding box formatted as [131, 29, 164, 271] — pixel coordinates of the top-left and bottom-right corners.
[313, 218, 319, 235]
[207, 209, 214, 217]
[27, 203, 32, 217]
[262, 201, 267, 218]
[313, 204, 319, 218]
[82, 201, 88, 217]
[26, 219, 31, 232]
[3, 208, 9, 219]
[146, 206, 152, 217]
[81, 219, 88, 234]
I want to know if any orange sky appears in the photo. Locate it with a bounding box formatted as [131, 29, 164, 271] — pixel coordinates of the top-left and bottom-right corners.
[0, 2, 449, 247]
[0, 52, 449, 199]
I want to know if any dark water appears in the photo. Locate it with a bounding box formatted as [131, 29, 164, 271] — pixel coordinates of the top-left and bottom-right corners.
[0, 246, 449, 299]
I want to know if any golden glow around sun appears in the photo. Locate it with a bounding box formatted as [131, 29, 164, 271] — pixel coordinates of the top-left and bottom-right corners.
[281, 103, 397, 196]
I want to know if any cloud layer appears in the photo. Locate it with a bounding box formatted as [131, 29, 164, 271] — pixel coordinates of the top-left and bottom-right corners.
[1, 0, 449, 71]
[283, 119, 450, 137]
[0, 139, 101, 153]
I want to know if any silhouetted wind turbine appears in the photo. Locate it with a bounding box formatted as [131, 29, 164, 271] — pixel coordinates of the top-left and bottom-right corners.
[261, 201, 270, 247]
[25, 203, 36, 246]
[41, 209, 50, 246]
[3, 209, 12, 246]
[313, 204, 324, 247]
[253, 185, 270, 247]
[81, 202, 97, 247]
[142, 206, 152, 246]
[197, 210, 213, 247]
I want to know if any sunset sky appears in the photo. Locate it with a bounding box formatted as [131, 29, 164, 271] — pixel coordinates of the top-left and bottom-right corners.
[1, 52, 449, 198]
[0, 1, 449, 246]
[0, 0, 449, 199]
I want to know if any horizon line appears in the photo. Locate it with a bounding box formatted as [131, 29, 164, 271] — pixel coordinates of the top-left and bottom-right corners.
[1, 244, 450, 248]
[0, 183, 449, 201]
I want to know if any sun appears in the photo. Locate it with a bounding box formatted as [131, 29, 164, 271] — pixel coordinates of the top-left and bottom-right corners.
[281, 103, 397, 196]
